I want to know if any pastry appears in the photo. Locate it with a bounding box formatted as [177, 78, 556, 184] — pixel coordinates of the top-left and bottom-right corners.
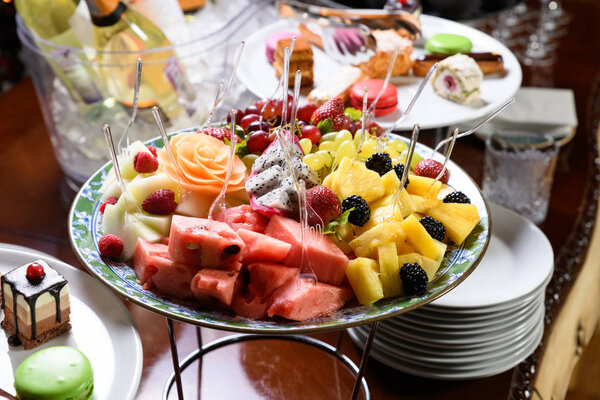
[307, 65, 362, 106]
[425, 33, 473, 55]
[413, 52, 504, 76]
[430, 54, 483, 104]
[1, 260, 71, 349]
[359, 29, 413, 78]
[14, 346, 94, 400]
[273, 37, 313, 87]
[349, 79, 398, 116]
[265, 31, 296, 64]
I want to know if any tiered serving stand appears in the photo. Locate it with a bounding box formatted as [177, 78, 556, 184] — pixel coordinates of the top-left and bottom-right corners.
[69, 132, 491, 399]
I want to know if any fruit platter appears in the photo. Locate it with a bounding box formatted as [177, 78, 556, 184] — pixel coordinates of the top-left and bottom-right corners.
[69, 95, 490, 334]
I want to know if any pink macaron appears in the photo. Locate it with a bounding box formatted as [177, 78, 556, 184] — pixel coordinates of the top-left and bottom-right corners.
[350, 79, 398, 117]
[265, 31, 297, 64]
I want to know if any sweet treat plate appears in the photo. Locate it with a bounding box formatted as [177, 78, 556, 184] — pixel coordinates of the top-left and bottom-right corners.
[237, 15, 521, 131]
[68, 128, 490, 334]
[0, 246, 142, 400]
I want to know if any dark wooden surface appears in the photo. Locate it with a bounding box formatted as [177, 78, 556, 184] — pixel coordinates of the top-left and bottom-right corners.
[1, 1, 600, 398]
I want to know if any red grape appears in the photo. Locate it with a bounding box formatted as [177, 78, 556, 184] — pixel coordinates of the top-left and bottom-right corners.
[297, 103, 318, 123]
[301, 125, 322, 145]
[245, 105, 259, 115]
[247, 121, 271, 133]
[227, 109, 245, 125]
[240, 114, 260, 132]
[247, 130, 270, 154]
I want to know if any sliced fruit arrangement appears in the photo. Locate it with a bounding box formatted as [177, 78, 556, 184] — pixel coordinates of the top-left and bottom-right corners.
[95, 94, 482, 322]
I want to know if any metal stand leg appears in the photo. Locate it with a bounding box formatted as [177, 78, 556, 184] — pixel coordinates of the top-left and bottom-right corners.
[196, 327, 202, 400]
[350, 322, 379, 400]
[335, 329, 345, 353]
[166, 318, 184, 400]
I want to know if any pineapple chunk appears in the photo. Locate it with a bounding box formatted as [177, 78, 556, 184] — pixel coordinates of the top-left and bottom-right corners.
[433, 239, 447, 264]
[332, 158, 385, 203]
[406, 175, 437, 196]
[322, 171, 336, 188]
[411, 194, 426, 213]
[336, 222, 357, 242]
[397, 253, 440, 281]
[381, 170, 400, 195]
[428, 203, 480, 244]
[397, 240, 416, 255]
[350, 221, 407, 258]
[329, 233, 353, 254]
[378, 242, 402, 297]
[400, 214, 443, 260]
[346, 258, 384, 305]
[423, 180, 443, 210]
[357, 202, 403, 234]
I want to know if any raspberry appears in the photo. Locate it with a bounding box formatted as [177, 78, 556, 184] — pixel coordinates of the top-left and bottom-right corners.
[400, 262, 428, 295]
[392, 164, 409, 187]
[98, 234, 124, 258]
[420, 216, 446, 241]
[342, 195, 371, 227]
[133, 151, 159, 174]
[26, 262, 45, 284]
[142, 189, 178, 215]
[365, 152, 392, 176]
[443, 191, 471, 204]
[99, 196, 118, 214]
[413, 159, 449, 184]
[305, 186, 341, 227]
[146, 145, 158, 157]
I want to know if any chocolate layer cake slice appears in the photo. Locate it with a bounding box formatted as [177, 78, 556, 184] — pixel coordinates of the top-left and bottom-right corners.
[1, 259, 71, 349]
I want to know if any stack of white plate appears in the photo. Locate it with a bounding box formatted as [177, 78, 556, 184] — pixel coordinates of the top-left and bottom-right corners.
[349, 203, 554, 380]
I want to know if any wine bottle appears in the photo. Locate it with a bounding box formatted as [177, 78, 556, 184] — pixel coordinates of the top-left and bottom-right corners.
[84, 0, 195, 119]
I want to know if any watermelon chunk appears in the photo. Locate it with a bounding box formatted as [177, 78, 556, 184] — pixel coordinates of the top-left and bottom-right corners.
[190, 268, 240, 306]
[133, 238, 197, 300]
[231, 292, 269, 320]
[237, 229, 292, 264]
[214, 205, 270, 233]
[264, 215, 349, 285]
[247, 263, 299, 298]
[168, 215, 244, 270]
[267, 277, 354, 321]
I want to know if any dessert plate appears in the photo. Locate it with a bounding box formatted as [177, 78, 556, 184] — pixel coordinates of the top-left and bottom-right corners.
[69, 128, 490, 334]
[0, 247, 143, 400]
[237, 15, 521, 131]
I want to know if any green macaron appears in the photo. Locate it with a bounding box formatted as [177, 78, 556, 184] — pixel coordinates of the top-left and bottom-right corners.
[14, 346, 94, 400]
[425, 33, 473, 54]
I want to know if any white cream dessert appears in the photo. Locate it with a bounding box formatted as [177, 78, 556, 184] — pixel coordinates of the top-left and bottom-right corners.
[308, 66, 362, 106]
[431, 54, 483, 104]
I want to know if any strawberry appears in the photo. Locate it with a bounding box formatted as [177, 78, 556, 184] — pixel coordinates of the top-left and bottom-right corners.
[332, 114, 350, 131]
[142, 189, 178, 215]
[99, 196, 118, 214]
[146, 145, 158, 157]
[98, 234, 124, 258]
[366, 121, 385, 137]
[310, 97, 345, 126]
[133, 151, 159, 173]
[197, 127, 240, 143]
[413, 159, 450, 184]
[305, 186, 341, 227]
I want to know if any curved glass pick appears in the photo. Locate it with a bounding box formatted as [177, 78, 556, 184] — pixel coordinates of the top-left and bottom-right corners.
[118, 57, 142, 155]
[391, 123, 420, 222]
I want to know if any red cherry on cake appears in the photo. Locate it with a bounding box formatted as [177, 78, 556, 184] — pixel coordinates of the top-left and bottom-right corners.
[26, 262, 45, 284]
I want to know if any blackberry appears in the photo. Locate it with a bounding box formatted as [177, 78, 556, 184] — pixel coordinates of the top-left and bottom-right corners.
[392, 163, 410, 188]
[420, 216, 446, 241]
[400, 263, 428, 295]
[443, 191, 471, 204]
[365, 152, 392, 176]
[342, 195, 371, 227]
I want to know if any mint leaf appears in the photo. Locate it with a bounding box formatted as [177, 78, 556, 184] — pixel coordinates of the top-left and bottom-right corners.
[235, 138, 249, 158]
[345, 107, 362, 122]
[317, 118, 334, 134]
[234, 126, 246, 140]
[322, 209, 353, 240]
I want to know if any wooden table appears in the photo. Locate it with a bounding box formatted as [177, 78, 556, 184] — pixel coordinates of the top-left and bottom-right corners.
[1, 1, 600, 398]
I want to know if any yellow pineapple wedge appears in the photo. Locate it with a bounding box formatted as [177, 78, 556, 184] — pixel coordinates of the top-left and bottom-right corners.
[331, 158, 385, 203]
[400, 214, 443, 260]
[406, 175, 438, 196]
[381, 170, 400, 195]
[378, 242, 402, 297]
[397, 253, 440, 281]
[397, 240, 416, 255]
[428, 202, 480, 244]
[411, 194, 426, 213]
[349, 221, 407, 258]
[346, 258, 384, 305]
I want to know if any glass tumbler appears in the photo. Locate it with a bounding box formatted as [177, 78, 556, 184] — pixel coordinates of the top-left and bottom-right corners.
[483, 132, 559, 224]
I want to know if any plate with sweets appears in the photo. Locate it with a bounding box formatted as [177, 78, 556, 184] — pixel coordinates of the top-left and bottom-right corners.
[0, 245, 142, 400]
[237, 15, 521, 131]
[68, 126, 490, 334]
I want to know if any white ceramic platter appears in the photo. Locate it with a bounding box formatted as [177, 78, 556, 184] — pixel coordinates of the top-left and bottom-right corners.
[429, 203, 553, 309]
[0, 247, 142, 400]
[237, 15, 522, 131]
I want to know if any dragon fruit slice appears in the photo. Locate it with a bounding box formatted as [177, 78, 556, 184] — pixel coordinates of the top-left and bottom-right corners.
[252, 135, 304, 174]
[255, 188, 296, 213]
[245, 165, 284, 198]
[292, 158, 319, 188]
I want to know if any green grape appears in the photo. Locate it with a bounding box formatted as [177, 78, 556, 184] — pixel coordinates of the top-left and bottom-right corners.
[321, 132, 338, 142]
[241, 154, 259, 170]
[399, 150, 423, 170]
[334, 130, 352, 148]
[358, 140, 376, 160]
[303, 153, 326, 171]
[299, 138, 313, 155]
[319, 141, 336, 152]
[388, 139, 408, 154]
[315, 150, 334, 169]
[334, 140, 356, 166]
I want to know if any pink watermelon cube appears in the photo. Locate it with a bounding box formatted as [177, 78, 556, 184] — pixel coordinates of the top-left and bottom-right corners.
[247, 263, 299, 298]
[168, 215, 244, 270]
[237, 229, 292, 264]
[267, 277, 354, 321]
[133, 238, 197, 300]
[264, 215, 349, 285]
[190, 268, 240, 306]
[231, 292, 269, 320]
[214, 205, 269, 233]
